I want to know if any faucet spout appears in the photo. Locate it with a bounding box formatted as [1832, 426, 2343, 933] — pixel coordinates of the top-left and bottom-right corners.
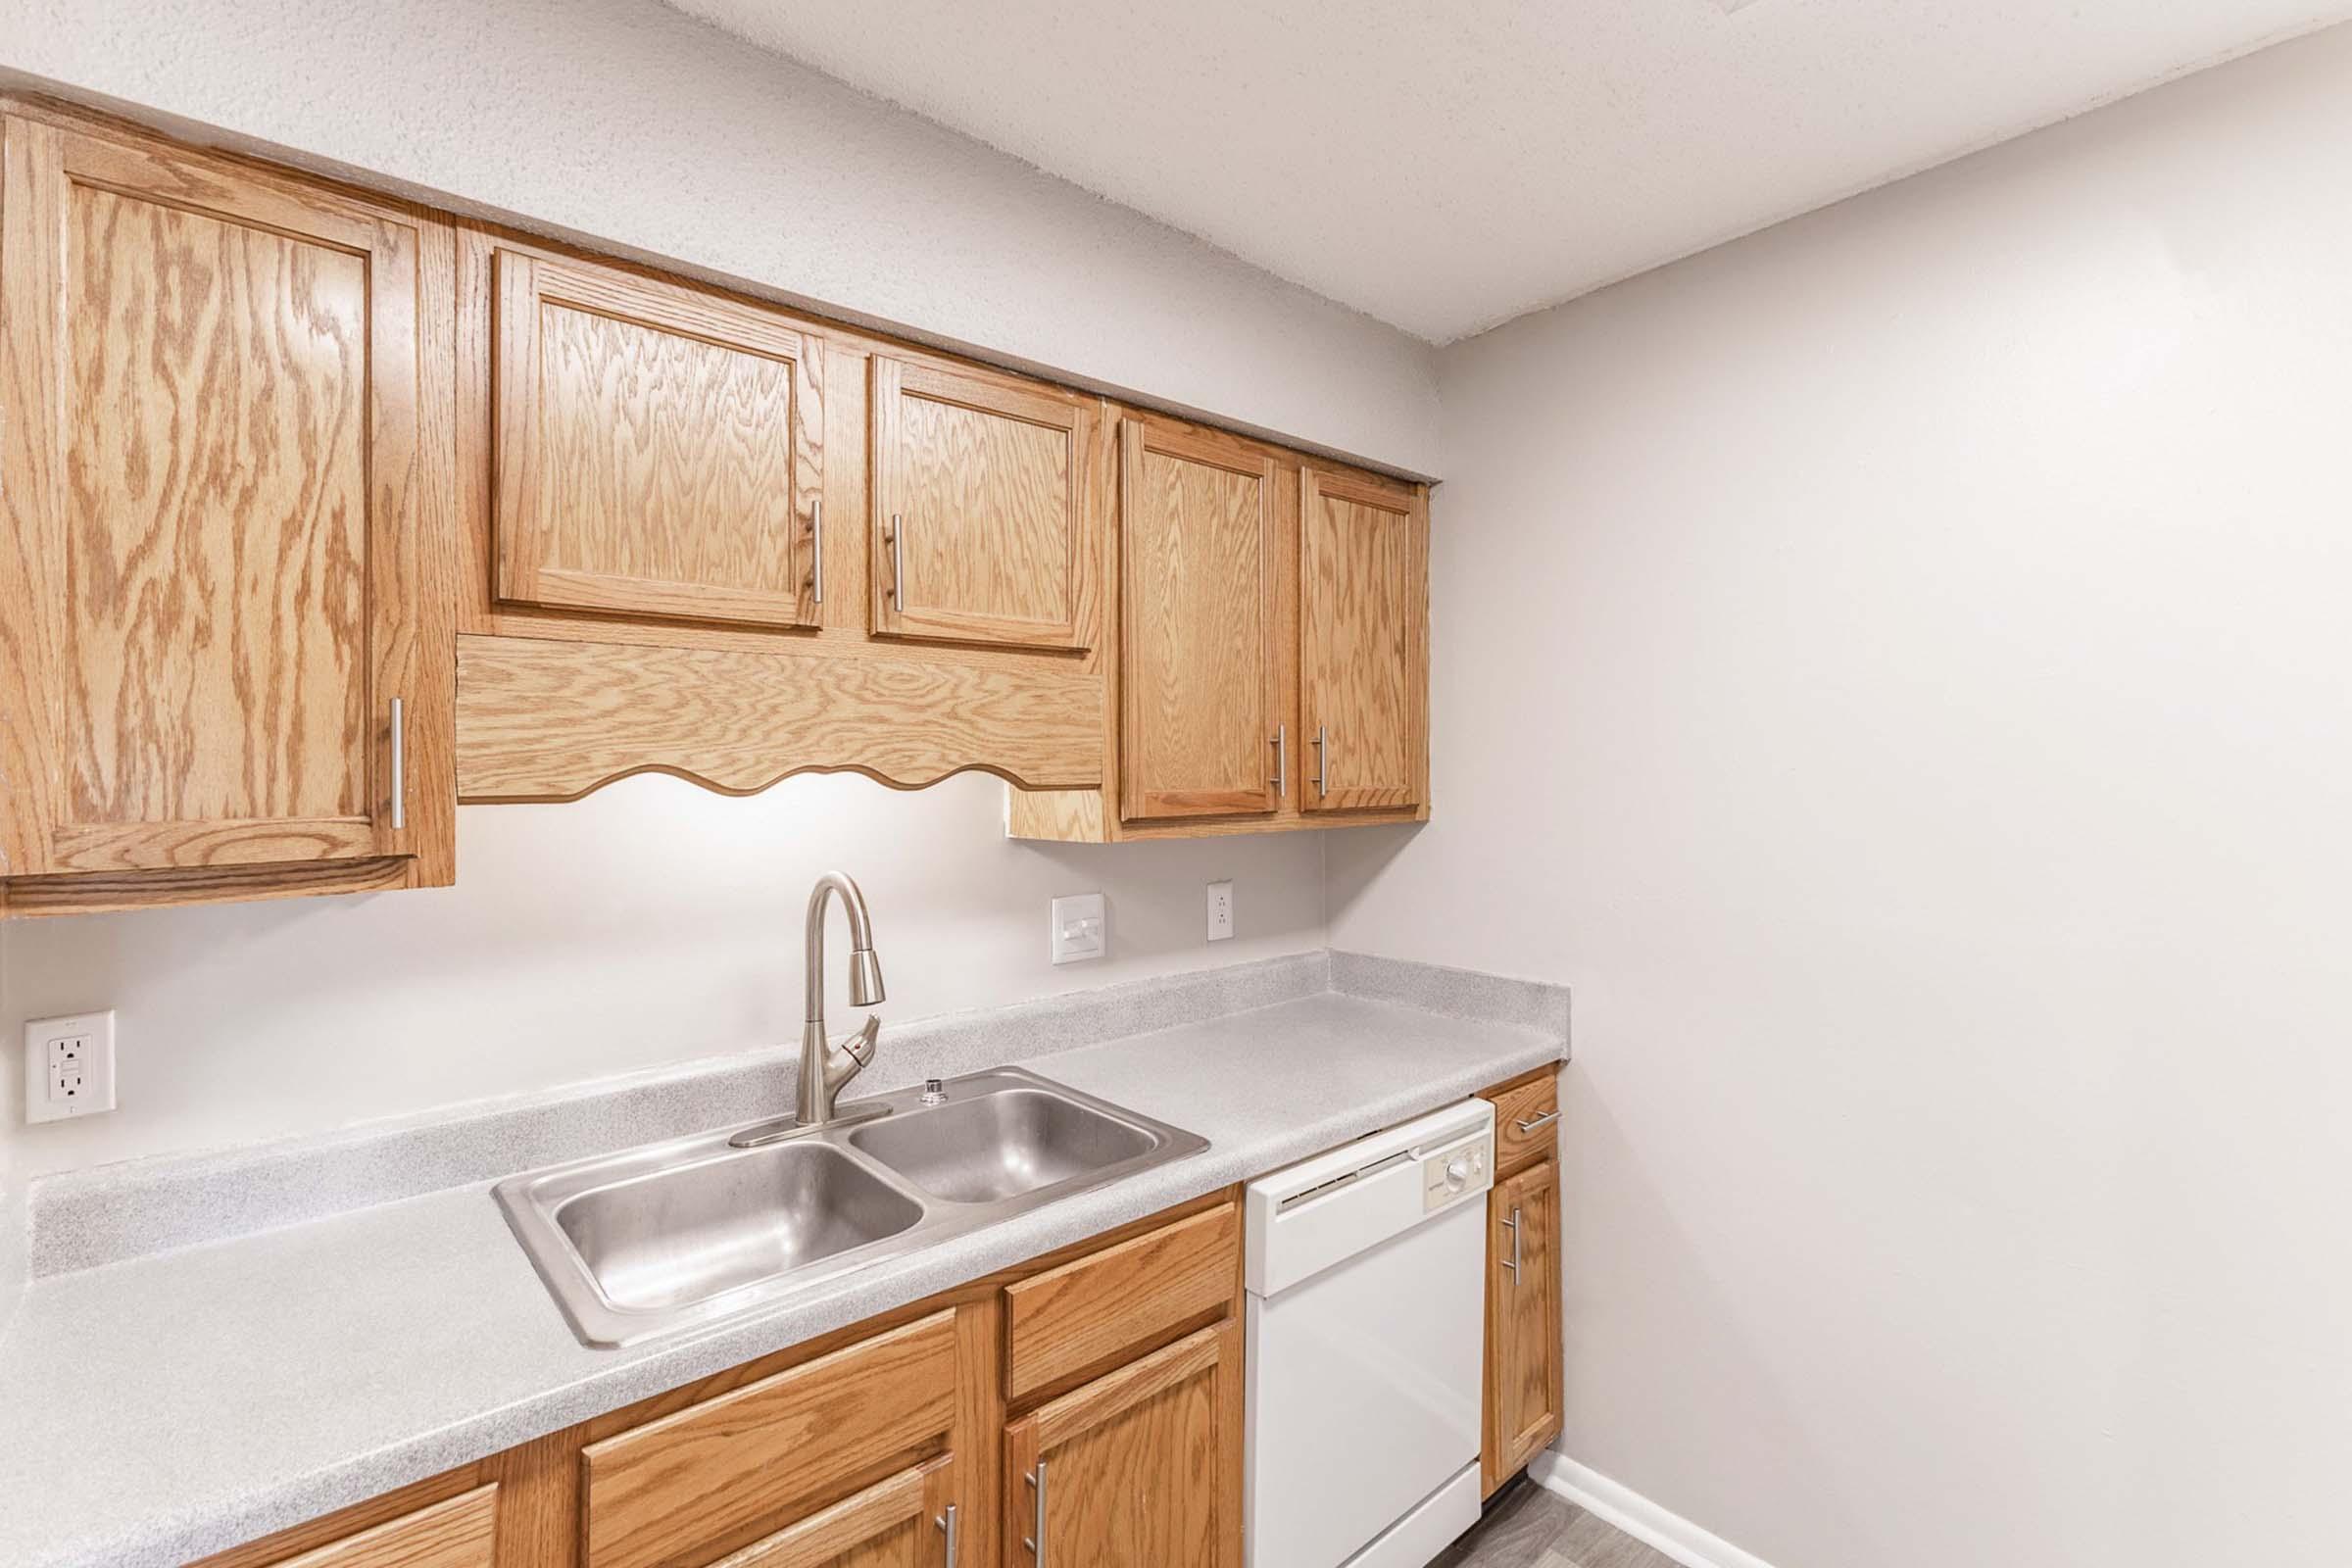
[728, 872, 890, 1148]
[797, 872, 886, 1128]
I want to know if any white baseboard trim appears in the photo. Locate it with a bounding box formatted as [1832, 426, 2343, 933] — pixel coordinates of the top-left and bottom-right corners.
[1530, 1452, 1780, 1568]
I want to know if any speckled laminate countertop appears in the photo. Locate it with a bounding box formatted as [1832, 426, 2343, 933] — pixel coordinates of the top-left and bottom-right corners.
[0, 974, 1563, 1568]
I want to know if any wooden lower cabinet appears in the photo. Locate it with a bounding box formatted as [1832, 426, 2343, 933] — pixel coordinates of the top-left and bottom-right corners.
[1482, 1156, 1565, 1495]
[179, 1096, 1571, 1568]
[190, 1195, 1245, 1568]
[1004, 1322, 1243, 1568]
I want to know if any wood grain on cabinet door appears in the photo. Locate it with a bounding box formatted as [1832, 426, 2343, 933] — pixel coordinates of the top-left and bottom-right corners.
[1004, 1321, 1242, 1568]
[1298, 466, 1426, 813]
[1117, 421, 1278, 821]
[0, 111, 453, 879]
[698, 1456, 956, 1568]
[266, 1485, 499, 1568]
[493, 248, 819, 629]
[870, 356, 1094, 651]
[1483, 1157, 1564, 1494]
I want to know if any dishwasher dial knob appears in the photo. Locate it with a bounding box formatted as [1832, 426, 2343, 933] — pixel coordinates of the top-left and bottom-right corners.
[1444, 1154, 1472, 1188]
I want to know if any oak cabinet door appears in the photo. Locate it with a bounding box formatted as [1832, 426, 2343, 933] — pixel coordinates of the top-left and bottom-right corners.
[870, 355, 1095, 651]
[258, 1486, 498, 1568]
[0, 111, 453, 881]
[692, 1457, 957, 1568]
[493, 248, 819, 628]
[1117, 420, 1279, 821]
[1483, 1157, 1564, 1494]
[1298, 466, 1426, 813]
[1004, 1322, 1242, 1568]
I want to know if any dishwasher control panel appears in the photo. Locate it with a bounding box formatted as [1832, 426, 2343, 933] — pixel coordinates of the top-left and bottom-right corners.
[1420, 1131, 1493, 1213]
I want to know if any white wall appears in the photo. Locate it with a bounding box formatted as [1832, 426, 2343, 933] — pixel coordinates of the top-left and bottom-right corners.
[1, 776, 1326, 1180]
[0, 0, 1390, 1211]
[1329, 24, 2352, 1568]
[0, 0, 1439, 475]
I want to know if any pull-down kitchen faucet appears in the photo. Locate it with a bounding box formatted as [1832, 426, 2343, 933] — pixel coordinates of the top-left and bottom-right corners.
[731, 871, 887, 1148]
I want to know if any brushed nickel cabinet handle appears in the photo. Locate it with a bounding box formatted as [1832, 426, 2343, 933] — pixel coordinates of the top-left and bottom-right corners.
[1272, 722, 1288, 795]
[1311, 724, 1329, 798]
[889, 512, 906, 612]
[1515, 1110, 1560, 1134]
[1023, 1460, 1049, 1566]
[937, 1502, 958, 1568]
[1501, 1205, 1521, 1284]
[388, 697, 406, 832]
[810, 498, 824, 605]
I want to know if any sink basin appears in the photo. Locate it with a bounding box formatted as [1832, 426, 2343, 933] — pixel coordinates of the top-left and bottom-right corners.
[849, 1086, 1156, 1202]
[495, 1067, 1207, 1347]
[554, 1142, 921, 1311]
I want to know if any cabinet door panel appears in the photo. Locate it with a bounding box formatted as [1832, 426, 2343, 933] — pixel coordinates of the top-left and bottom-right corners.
[0, 111, 451, 881]
[699, 1456, 955, 1568]
[871, 356, 1092, 650]
[1299, 467, 1425, 813]
[1118, 421, 1278, 820]
[1004, 1322, 1241, 1568]
[271, 1485, 498, 1568]
[494, 250, 818, 628]
[1483, 1158, 1564, 1494]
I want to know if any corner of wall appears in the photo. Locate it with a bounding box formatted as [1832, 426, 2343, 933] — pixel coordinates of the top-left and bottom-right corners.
[0, 926, 23, 1341]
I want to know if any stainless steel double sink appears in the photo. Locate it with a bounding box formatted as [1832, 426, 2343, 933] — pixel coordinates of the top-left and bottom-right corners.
[494, 1067, 1208, 1348]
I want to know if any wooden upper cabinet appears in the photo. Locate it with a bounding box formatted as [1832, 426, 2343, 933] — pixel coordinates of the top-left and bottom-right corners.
[1005, 1322, 1242, 1568]
[869, 354, 1096, 650]
[492, 247, 820, 628]
[0, 107, 455, 894]
[1118, 420, 1279, 821]
[1299, 466, 1427, 814]
[1483, 1157, 1564, 1494]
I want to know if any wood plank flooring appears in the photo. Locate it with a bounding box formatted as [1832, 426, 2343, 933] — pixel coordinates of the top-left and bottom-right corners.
[1437, 1477, 1683, 1568]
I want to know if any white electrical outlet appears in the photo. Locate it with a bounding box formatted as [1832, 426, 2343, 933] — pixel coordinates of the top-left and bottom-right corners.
[25, 1010, 116, 1123]
[1206, 880, 1234, 942]
[1050, 893, 1106, 964]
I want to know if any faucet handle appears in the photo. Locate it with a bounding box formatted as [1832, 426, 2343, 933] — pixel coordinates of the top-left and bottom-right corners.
[841, 1013, 881, 1069]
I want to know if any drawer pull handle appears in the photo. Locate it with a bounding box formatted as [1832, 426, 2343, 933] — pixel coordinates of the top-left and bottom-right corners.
[810, 498, 824, 605]
[1501, 1205, 1522, 1284]
[1514, 1110, 1559, 1134]
[1024, 1459, 1049, 1566]
[937, 1502, 958, 1568]
[888, 512, 906, 612]
[1272, 722, 1288, 796]
[1311, 724, 1329, 798]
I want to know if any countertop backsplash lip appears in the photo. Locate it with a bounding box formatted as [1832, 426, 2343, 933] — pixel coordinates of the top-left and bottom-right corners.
[30, 948, 1336, 1276]
[1328, 948, 1574, 1038]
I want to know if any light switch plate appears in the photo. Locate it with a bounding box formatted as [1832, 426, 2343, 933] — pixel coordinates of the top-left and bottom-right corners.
[1050, 893, 1106, 964]
[1206, 880, 1234, 942]
[25, 1010, 116, 1123]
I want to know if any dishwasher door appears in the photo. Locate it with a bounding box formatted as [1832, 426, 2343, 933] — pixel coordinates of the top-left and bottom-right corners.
[1245, 1101, 1494, 1568]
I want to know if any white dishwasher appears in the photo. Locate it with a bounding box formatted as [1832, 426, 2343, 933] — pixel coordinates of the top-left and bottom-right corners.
[1245, 1098, 1495, 1568]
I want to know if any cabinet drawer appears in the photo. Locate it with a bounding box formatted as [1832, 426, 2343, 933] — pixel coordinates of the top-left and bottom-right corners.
[272, 1485, 497, 1568]
[581, 1310, 957, 1568]
[1487, 1073, 1560, 1175]
[1004, 1202, 1238, 1402]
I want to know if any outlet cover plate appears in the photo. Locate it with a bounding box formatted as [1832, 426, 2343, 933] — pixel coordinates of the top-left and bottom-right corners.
[1206, 880, 1235, 942]
[25, 1010, 116, 1123]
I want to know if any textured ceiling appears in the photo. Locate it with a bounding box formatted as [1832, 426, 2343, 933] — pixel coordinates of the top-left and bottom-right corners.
[668, 0, 2352, 343]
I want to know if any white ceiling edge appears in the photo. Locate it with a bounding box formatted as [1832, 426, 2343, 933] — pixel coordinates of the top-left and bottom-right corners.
[663, 1, 2352, 345]
[1433, 13, 2352, 347]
